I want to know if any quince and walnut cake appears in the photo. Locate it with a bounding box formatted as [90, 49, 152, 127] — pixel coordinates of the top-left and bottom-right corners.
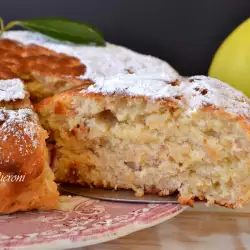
[0, 31, 249, 212]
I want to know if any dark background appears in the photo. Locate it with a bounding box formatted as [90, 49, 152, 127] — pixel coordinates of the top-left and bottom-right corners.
[1, 0, 249, 75]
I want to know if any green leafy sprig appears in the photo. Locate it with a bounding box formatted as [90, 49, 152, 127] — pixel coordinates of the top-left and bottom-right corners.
[0, 17, 105, 46]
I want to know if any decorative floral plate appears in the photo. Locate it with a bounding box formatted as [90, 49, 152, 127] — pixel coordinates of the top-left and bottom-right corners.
[0, 196, 185, 249]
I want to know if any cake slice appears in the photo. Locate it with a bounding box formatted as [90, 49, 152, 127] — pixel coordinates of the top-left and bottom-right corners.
[0, 77, 59, 213]
[36, 75, 250, 208]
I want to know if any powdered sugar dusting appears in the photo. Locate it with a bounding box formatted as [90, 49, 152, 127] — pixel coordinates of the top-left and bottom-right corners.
[2, 31, 179, 82]
[0, 79, 26, 102]
[87, 74, 181, 98]
[87, 74, 250, 118]
[184, 76, 250, 118]
[0, 109, 39, 157]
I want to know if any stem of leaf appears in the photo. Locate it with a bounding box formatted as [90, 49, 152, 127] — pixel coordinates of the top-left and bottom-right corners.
[0, 17, 4, 36]
[4, 21, 20, 32]
[0, 20, 20, 36]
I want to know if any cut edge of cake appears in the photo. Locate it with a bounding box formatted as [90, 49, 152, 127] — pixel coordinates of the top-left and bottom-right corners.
[36, 75, 250, 208]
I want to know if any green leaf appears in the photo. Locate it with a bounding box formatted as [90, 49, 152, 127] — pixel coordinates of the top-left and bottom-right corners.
[18, 18, 105, 46]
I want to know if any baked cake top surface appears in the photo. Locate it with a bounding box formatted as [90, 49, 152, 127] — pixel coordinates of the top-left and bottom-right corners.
[2, 31, 179, 82]
[86, 74, 250, 118]
[0, 79, 26, 102]
[1, 31, 249, 120]
[0, 36, 86, 79]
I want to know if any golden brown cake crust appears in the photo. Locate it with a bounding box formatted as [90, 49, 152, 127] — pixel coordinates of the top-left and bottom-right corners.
[0, 39, 86, 77]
